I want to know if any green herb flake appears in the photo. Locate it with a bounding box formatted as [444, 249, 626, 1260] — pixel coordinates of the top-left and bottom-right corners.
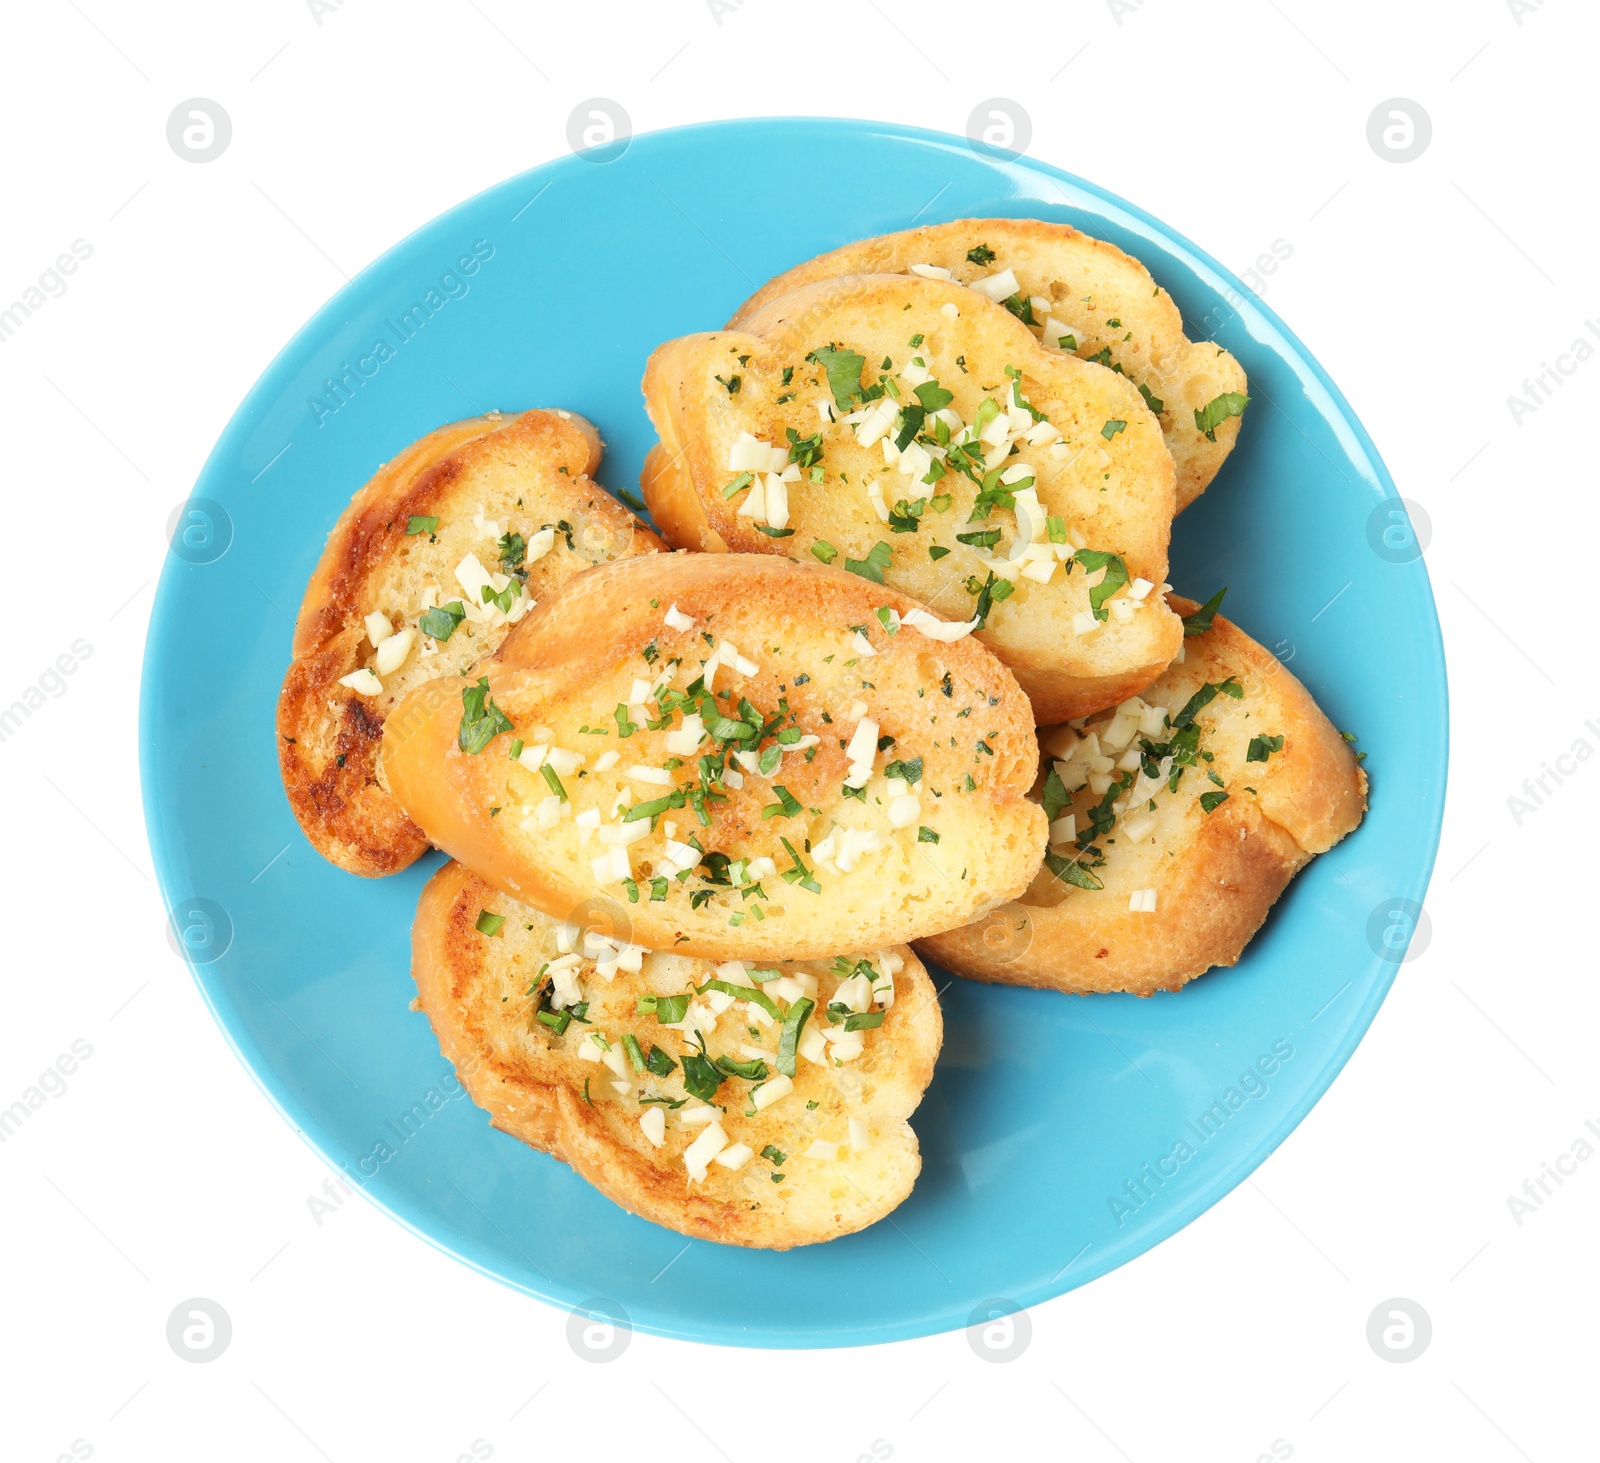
[844, 541, 893, 584]
[459, 677, 514, 754]
[1194, 391, 1250, 442]
[1246, 734, 1285, 763]
[405, 515, 438, 535]
[475, 910, 505, 936]
[1182, 586, 1227, 638]
[419, 600, 467, 642]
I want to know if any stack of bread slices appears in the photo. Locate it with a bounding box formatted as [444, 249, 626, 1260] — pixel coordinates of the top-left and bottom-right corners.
[278, 219, 1365, 1250]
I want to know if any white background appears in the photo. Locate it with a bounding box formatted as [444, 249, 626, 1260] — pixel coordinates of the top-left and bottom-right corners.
[2, 1, 1594, 1459]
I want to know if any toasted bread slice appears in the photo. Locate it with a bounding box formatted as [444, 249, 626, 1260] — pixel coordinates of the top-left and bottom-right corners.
[413, 860, 943, 1248]
[729, 218, 1249, 510]
[381, 552, 1046, 958]
[917, 597, 1366, 996]
[278, 409, 664, 876]
[643, 272, 1184, 723]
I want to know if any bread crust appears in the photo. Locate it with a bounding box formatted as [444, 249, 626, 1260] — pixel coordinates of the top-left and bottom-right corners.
[728, 218, 1248, 511]
[643, 271, 1184, 723]
[381, 552, 1047, 957]
[277, 409, 663, 876]
[413, 861, 943, 1248]
[917, 598, 1366, 995]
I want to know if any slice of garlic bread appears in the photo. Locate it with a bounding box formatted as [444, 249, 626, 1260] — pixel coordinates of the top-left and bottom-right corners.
[728, 218, 1249, 510]
[414, 860, 943, 1248]
[278, 409, 663, 876]
[381, 552, 1046, 958]
[917, 596, 1366, 996]
[643, 272, 1183, 723]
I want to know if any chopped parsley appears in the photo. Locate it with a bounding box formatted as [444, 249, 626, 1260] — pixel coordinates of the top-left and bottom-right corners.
[1246, 734, 1285, 763]
[844, 541, 893, 584]
[419, 600, 467, 641]
[806, 345, 868, 410]
[1194, 391, 1250, 441]
[458, 677, 513, 754]
[966, 244, 996, 265]
[1182, 587, 1227, 638]
[405, 515, 438, 535]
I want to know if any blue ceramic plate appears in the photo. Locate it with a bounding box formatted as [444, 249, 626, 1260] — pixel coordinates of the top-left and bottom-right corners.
[141, 118, 1445, 1347]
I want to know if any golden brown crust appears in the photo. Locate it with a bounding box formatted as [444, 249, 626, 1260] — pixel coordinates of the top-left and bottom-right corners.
[382, 552, 1047, 957]
[277, 410, 663, 876]
[917, 597, 1367, 995]
[729, 218, 1248, 511]
[413, 861, 943, 1248]
[643, 272, 1184, 724]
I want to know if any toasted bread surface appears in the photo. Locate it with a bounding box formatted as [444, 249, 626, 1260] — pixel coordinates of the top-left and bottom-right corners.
[278, 409, 663, 876]
[917, 598, 1366, 995]
[414, 860, 942, 1248]
[643, 272, 1183, 723]
[729, 218, 1248, 510]
[382, 552, 1046, 957]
